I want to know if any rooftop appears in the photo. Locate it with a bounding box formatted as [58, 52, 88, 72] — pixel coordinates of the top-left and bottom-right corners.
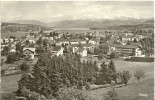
[110, 44, 139, 49]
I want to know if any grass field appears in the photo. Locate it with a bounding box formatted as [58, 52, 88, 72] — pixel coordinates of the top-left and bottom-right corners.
[1, 74, 21, 94]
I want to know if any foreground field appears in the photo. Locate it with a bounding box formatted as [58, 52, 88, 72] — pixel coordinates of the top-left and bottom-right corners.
[1, 59, 154, 100]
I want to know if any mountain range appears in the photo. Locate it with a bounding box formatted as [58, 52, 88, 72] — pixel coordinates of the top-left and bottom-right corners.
[4, 17, 154, 28]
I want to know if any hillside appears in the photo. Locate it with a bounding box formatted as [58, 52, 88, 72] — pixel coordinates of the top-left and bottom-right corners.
[47, 18, 154, 28]
[6, 20, 46, 26]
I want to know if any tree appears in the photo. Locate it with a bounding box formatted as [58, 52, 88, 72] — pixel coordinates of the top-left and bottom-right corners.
[25, 40, 30, 45]
[98, 53, 104, 61]
[2, 46, 10, 55]
[134, 69, 145, 82]
[110, 52, 117, 59]
[119, 71, 132, 86]
[36, 37, 43, 45]
[127, 40, 131, 45]
[99, 37, 107, 44]
[96, 62, 111, 84]
[20, 63, 30, 73]
[6, 53, 16, 63]
[133, 38, 137, 42]
[43, 39, 48, 47]
[36, 45, 44, 53]
[16, 42, 23, 52]
[94, 44, 109, 55]
[108, 60, 117, 84]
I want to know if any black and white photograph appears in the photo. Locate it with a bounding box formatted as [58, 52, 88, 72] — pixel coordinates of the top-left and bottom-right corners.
[0, 1, 154, 100]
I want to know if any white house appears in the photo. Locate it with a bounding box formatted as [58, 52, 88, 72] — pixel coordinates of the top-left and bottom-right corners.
[9, 38, 14, 42]
[23, 47, 36, 60]
[88, 45, 96, 54]
[3, 38, 9, 43]
[51, 46, 64, 56]
[135, 48, 142, 57]
[77, 48, 87, 57]
[9, 44, 16, 53]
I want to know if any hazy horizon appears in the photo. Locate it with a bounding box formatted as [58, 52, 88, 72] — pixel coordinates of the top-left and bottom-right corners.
[1, 1, 154, 23]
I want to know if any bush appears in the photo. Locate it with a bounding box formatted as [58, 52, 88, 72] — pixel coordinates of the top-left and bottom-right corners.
[104, 87, 118, 100]
[118, 71, 132, 86]
[20, 63, 30, 72]
[134, 69, 145, 82]
[85, 83, 91, 90]
[6, 54, 16, 64]
[110, 52, 118, 59]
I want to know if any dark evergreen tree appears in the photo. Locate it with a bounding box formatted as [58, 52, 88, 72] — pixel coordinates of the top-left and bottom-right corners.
[108, 60, 117, 84]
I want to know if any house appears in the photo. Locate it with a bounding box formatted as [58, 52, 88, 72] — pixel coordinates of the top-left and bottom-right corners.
[71, 43, 92, 53]
[29, 39, 36, 44]
[109, 44, 142, 56]
[23, 47, 36, 60]
[77, 48, 87, 57]
[9, 38, 14, 42]
[9, 45, 16, 53]
[3, 38, 9, 43]
[56, 39, 69, 46]
[88, 38, 100, 44]
[135, 48, 142, 57]
[1, 39, 4, 43]
[51, 46, 64, 56]
[121, 36, 132, 42]
[88, 45, 96, 54]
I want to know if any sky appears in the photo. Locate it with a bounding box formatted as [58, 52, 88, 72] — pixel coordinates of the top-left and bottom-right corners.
[1, 1, 154, 22]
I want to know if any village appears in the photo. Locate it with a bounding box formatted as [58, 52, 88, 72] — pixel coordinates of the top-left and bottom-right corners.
[1, 27, 154, 76]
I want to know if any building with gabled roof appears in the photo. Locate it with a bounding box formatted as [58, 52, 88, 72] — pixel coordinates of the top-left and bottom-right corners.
[23, 47, 36, 60]
[109, 44, 142, 56]
[51, 46, 64, 56]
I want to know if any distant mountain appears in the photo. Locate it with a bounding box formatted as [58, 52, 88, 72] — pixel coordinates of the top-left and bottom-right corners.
[143, 19, 154, 25]
[47, 18, 154, 28]
[5, 18, 154, 28]
[6, 20, 46, 26]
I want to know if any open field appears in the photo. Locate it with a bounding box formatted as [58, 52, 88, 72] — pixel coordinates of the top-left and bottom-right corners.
[116, 78, 154, 100]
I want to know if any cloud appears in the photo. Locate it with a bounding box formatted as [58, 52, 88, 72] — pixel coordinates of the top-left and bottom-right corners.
[1, 1, 153, 22]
